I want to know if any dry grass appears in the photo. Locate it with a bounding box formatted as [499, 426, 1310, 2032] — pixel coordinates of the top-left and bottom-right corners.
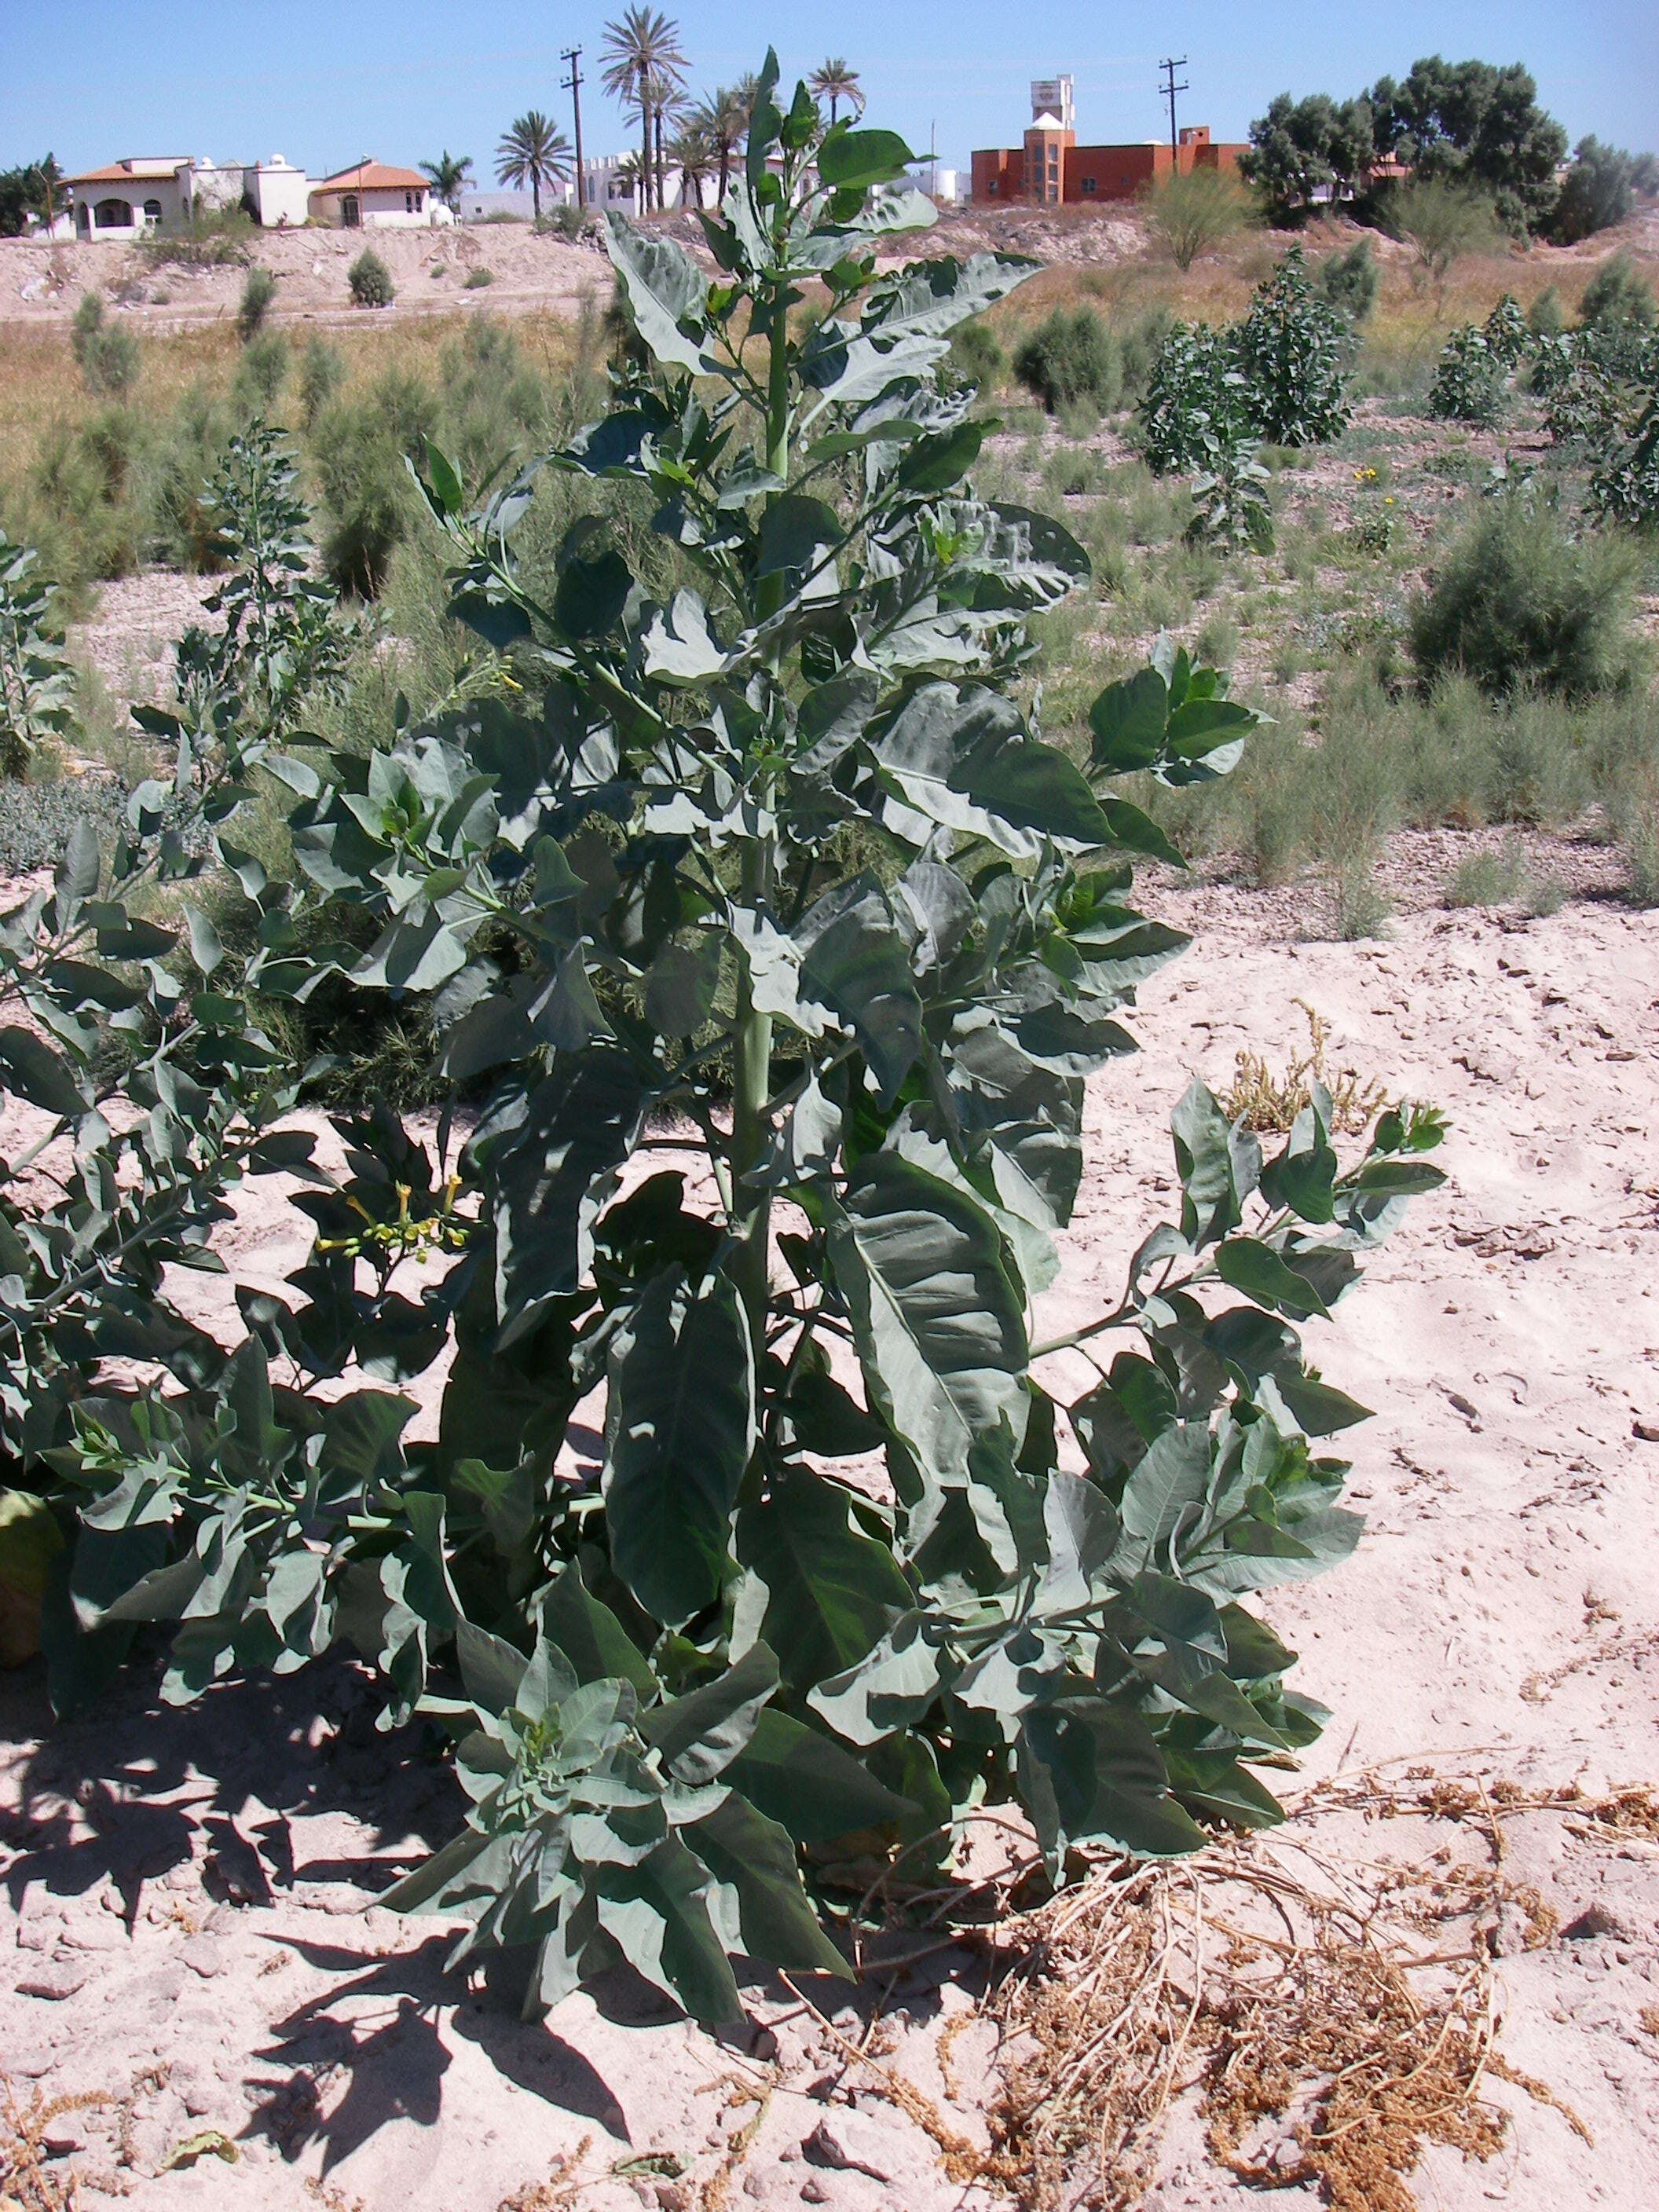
[1223, 998, 1389, 1134]
[972, 1765, 1650, 2210]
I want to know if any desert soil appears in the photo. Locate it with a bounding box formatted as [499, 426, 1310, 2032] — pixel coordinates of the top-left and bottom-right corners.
[3, 830, 1657, 2210]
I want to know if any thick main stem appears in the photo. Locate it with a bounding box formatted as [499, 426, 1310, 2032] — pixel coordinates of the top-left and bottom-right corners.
[730, 265, 794, 1339]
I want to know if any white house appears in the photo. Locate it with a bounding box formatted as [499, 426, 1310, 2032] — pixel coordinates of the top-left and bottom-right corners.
[459, 189, 536, 224]
[67, 157, 194, 237]
[307, 162, 453, 229]
[65, 154, 317, 234]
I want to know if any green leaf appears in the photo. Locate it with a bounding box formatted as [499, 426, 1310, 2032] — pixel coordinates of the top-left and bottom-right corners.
[734, 1467, 914, 1696]
[817, 127, 915, 192]
[422, 437, 464, 518]
[1214, 1237, 1331, 1320]
[603, 215, 719, 375]
[593, 1837, 744, 2027]
[1119, 1423, 1213, 1558]
[640, 1643, 778, 1783]
[1170, 1078, 1245, 1247]
[1088, 668, 1170, 776]
[603, 1269, 755, 1629]
[794, 877, 922, 1102]
[897, 421, 985, 493]
[828, 1153, 1028, 1484]
[689, 1792, 849, 1977]
[1019, 1695, 1206, 1859]
[877, 683, 1111, 855]
[723, 1707, 914, 1843]
[537, 1566, 656, 1697]
[0, 1026, 84, 1119]
[809, 1611, 942, 1746]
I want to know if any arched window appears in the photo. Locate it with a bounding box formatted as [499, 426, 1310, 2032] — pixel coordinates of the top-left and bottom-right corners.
[143, 199, 163, 224]
[93, 198, 132, 229]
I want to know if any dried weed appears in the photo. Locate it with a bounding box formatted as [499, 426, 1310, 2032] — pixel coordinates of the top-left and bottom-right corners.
[1224, 998, 1387, 1135]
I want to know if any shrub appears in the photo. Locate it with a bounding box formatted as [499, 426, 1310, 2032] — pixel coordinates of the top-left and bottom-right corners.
[1141, 323, 1240, 474]
[536, 204, 593, 240]
[298, 335, 346, 427]
[1318, 236, 1379, 323]
[1428, 326, 1506, 426]
[5, 57, 1443, 2031]
[1551, 138, 1659, 247]
[0, 766, 125, 869]
[1187, 427, 1273, 553]
[1142, 167, 1251, 270]
[68, 291, 140, 397]
[236, 265, 276, 339]
[0, 533, 75, 773]
[1412, 501, 1639, 697]
[235, 330, 289, 408]
[1579, 251, 1657, 331]
[1527, 286, 1564, 336]
[1592, 394, 1659, 533]
[1013, 306, 1121, 415]
[1233, 248, 1352, 446]
[463, 266, 495, 288]
[348, 247, 395, 309]
[948, 317, 1004, 391]
[310, 370, 434, 594]
[1482, 295, 1530, 368]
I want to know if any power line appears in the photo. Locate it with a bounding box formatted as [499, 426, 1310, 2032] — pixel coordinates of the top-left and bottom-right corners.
[562, 46, 585, 210]
[1158, 55, 1188, 155]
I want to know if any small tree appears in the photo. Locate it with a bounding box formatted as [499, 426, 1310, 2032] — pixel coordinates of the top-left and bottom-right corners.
[13, 59, 1444, 2031]
[1384, 179, 1498, 305]
[348, 248, 395, 308]
[1142, 167, 1251, 271]
[237, 265, 276, 340]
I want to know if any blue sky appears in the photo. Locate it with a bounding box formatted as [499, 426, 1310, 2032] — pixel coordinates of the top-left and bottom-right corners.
[2, 2, 1654, 181]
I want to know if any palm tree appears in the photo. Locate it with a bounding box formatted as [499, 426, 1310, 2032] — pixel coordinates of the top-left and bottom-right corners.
[808, 58, 864, 125]
[668, 119, 712, 211]
[419, 150, 474, 215]
[494, 111, 571, 222]
[600, 8, 686, 213]
[694, 86, 747, 202]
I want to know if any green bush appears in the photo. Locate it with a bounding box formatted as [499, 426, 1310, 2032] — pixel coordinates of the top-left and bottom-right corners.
[68, 291, 140, 397]
[463, 266, 495, 290]
[236, 265, 276, 339]
[947, 317, 1004, 390]
[348, 247, 395, 309]
[0, 766, 125, 863]
[1013, 306, 1121, 415]
[298, 335, 346, 427]
[1527, 286, 1564, 336]
[1592, 394, 1659, 533]
[1234, 247, 1352, 446]
[1318, 237, 1379, 323]
[1140, 323, 1240, 474]
[234, 330, 290, 409]
[3, 57, 1444, 2034]
[1427, 326, 1507, 426]
[0, 534, 76, 774]
[310, 369, 434, 594]
[1411, 501, 1639, 697]
[1579, 251, 1657, 331]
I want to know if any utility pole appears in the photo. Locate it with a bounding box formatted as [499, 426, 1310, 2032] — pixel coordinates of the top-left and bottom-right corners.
[562, 46, 586, 210]
[1159, 55, 1188, 155]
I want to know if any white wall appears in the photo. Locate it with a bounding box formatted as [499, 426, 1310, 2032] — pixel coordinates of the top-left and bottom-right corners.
[244, 160, 311, 228]
[309, 187, 454, 230]
[75, 172, 190, 236]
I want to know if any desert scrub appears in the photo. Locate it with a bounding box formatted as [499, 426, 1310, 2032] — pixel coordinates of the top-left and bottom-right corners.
[348, 248, 395, 309]
[463, 266, 495, 289]
[2, 57, 1448, 2036]
[1013, 306, 1121, 416]
[236, 266, 276, 339]
[947, 317, 1004, 392]
[68, 291, 139, 397]
[1225, 1002, 1386, 1135]
[1411, 501, 1639, 697]
[0, 768, 125, 870]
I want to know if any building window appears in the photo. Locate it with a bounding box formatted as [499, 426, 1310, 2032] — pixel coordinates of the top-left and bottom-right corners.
[987, 178, 998, 196]
[1081, 177, 1096, 195]
[143, 199, 163, 223]
[93, 198, 132, 229]
[406, 192, 414, 211]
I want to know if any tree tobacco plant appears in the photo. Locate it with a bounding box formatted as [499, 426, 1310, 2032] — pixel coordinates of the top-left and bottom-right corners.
[5, 61, 1445, 2030]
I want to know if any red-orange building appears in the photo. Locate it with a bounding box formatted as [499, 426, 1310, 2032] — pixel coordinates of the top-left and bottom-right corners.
[971, 79, 1247, 207]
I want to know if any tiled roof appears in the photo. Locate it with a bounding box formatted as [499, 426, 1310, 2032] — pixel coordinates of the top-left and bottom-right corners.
[313, 162, 427, 194]
[66, 159, 189, 185]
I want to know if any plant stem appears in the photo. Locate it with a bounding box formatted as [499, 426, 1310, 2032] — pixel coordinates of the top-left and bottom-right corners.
[730, 835, 774, 1339]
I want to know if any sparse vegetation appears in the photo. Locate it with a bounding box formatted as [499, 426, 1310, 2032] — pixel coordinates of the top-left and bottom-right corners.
[1142, 167, 1252, 270]
[236, 265, 276, 339]
[68, 291, 139, 397]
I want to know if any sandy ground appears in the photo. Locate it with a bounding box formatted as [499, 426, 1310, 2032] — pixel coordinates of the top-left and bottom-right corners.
[0, 222, 608, 335]
[2, 848, 1657, 2209]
